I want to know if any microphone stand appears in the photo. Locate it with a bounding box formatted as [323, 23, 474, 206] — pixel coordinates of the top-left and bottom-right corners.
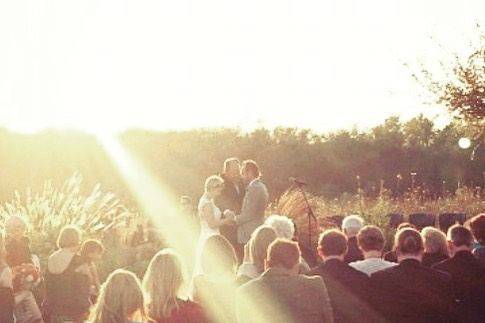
[292, 181, 318, 249]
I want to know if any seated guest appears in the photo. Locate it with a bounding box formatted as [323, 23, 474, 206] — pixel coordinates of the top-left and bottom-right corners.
[237, 226, 277, 284]
[78, 239, 105, 303]
[433, 225, 485, 322]
[237, 238, 334, 323]
[143, 249, 207, 323]
[5, 216, 43, 322]
[0, 230, 14, 323]
[44, 226, 91, 322]
[371, 228, 455, 323]
[341, 215, 364, 263]
[469, 214, 485, 268]
[193, 235, 239, 323]
[265, 215, 311, 273]
[310, 229, 382, 323]
[383, 222, 417, 263]
[91, 269, 145, 323]
[4, 215, 33, 267]
[421, 227, 449, 267]
[349, 225, 396, 276]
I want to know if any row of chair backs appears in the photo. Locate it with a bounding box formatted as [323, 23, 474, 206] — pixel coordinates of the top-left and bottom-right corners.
[327, 213, 466, 233]
[388, 213, 466, 232]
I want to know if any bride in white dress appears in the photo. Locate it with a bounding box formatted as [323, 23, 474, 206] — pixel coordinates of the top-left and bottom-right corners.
[193, 175, 234, 277]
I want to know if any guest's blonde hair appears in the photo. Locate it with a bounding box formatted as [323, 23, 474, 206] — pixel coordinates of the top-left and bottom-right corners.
[57, 225, 82, 249]
[143, 249, 185, 320]
[91, 269, 144, 323]
[421, 227, 448, 255]
[204, 175, 224, 194]
[249, 226, 277, 272]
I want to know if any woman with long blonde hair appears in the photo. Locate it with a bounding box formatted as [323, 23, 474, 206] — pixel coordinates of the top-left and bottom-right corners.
[143, 249, 206, 323]
[91, 269, 145, 323]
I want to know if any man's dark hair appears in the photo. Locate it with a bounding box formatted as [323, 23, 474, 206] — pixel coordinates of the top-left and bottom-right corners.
[395, 229, 422, 255]
[223, 157, 240, 174]
[318, 229, 348, 256]
[470, 214, 485, 244]
[266, 238, 301, 270]
[357, 225, 385, 252]
[447, 224, 473, 248]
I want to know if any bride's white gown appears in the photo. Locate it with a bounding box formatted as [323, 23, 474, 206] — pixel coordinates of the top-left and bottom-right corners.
[193, 194, 222, 277]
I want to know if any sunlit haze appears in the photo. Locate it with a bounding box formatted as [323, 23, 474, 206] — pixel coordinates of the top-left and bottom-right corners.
[1, 0, 483, 135]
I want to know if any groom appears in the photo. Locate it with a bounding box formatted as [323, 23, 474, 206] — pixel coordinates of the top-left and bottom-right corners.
[234, 160, 269, 261]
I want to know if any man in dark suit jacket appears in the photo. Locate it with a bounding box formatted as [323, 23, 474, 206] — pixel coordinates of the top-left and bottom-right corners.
[371, 228, 455, 323]
[309, 229, 383, 323]
[215, 157, 244, 214]
[215, 157, 244, 252]
[433, 225, 485, 322]
[237, 239, 334, 323]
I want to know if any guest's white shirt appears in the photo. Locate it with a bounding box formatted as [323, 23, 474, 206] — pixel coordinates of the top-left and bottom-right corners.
[349, 257, 397, 276]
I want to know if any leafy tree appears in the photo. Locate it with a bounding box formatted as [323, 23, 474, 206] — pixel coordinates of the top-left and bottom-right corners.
[413, 26, 484, 142]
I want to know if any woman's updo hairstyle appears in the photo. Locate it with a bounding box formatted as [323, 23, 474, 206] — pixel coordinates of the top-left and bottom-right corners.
[395, 228, 423, 255]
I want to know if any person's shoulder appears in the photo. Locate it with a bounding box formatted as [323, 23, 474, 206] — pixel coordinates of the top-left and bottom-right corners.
[349, 259, 364, 270]
[428, 268, 452, 286]
[308, 264, 324, 277]
[237, 262, 258, 278]
[251, 179, 267, 189]
[327, 259, 368, 279]
[345, 263, 371, 280]
[238, 274, 263, 292]
[297, 273, 324, 286]
[431, 256, 452, 271]
[426, 262, 452, 282]
[370, 264, 396, 279]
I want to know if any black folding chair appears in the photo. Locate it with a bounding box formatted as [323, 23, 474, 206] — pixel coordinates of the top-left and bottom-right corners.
[438, 213, 467, 233]
[409, 213, 435, 230]
[388, 213, 404, 229]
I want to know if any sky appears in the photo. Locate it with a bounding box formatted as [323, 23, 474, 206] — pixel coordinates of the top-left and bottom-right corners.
[0, 0, 483, 135]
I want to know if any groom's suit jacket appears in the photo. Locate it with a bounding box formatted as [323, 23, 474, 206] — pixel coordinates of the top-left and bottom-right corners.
[236, 178, 269, 244]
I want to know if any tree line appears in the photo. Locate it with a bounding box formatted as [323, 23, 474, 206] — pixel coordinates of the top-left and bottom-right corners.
[0, 115, 482, 206]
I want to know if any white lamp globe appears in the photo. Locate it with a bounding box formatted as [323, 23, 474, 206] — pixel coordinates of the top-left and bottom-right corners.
[458, 137, 471, 149]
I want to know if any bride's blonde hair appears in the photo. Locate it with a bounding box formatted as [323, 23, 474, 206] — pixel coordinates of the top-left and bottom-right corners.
[90, 269, 144, 323]
[142, 249, 186, 320]
[204, 175, 223, 194]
